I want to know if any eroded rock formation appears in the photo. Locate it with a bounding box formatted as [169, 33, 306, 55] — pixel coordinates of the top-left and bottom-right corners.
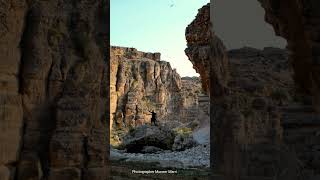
[185, 3, 229, 96]
[186, 2, 320, 180]
[110, 47, 209, 151]
[180, 77, 208, 123]
[258, 0, 320, 113]
[0, 1, 25, 179]
[110, 46, 182, 130]
[110, 47, 209, 130]
[257, 1, 320, 178]
[0, 0, 108, 179]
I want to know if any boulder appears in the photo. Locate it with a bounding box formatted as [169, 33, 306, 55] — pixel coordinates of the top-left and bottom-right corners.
[141, 146, 163, 154]
[122, 125, 175, 153]
[172, 134, 198, 151]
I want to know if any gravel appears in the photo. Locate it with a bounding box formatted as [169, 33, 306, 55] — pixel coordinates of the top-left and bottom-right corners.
[110, 144, 210, 169]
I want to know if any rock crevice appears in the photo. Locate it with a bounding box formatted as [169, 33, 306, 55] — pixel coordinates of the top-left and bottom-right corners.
[110, 46, 190, 129]
[0, 1, 108, 179]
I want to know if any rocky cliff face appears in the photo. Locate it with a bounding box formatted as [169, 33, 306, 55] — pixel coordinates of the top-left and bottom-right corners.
[258, 0, 320, 113]
[0, 1, 108, 179]
[223, 46, 320, 179]
[180, 77, 208, 122]
[257, 1, 320, 178]
[185, 3, 229, 96]
[186, 2, 320, 179]
[110, 46, 182, 130]
[0, 1, 25, 179]
[109, 47, 209, 150]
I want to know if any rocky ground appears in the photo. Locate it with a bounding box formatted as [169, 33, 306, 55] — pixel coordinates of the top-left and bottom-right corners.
[110, 144, 209, 169]
[110, 121, 210, 168]
[110, 160, 211, 180]
[110, 113, 210, 174]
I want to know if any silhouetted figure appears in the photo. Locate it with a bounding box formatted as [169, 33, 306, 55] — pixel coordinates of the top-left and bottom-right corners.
[149, 110, 157, 126]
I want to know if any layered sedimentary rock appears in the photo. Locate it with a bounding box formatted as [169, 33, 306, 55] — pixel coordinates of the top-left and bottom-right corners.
[224, 47, 319, 179]
[0, 0, 108, 179]
[258, 0, 320, 113]
[110, 46, 182, 130]
[257, 1, 320, 178]
[110, 46, 209, 137]
[185, 3, 229, 96]
[180, 77, 208, 123]
[187, 2, 320, 179]
[0, 1, 25, 179]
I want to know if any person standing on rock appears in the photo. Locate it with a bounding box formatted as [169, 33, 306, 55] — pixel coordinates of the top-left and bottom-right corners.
[148, 110, 157, 126]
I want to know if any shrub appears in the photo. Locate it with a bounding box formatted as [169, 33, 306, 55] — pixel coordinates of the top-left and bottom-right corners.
[173, 127, 192, 137]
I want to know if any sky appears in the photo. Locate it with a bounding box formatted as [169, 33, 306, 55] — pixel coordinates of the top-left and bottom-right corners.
[111, 0, 287, 77]
[212, 0, 287, 49]
[110, 0, 209, 77]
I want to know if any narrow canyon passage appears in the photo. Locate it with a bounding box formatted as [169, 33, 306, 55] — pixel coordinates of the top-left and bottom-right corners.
[109, 46, 210, 169]
[109, 2, 212, 179]
[0, 0, 319, 180]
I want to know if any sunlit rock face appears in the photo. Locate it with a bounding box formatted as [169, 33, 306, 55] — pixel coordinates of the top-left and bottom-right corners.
[185, 3, 229, 96]
[110, 46, 197, 130]
[179, 77, 209, 122]
[110, 47, 181, 128]
[110, 46, 181, 129]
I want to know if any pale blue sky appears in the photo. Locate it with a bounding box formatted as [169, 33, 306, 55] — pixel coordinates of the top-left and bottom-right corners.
[111, 0, 209, 77]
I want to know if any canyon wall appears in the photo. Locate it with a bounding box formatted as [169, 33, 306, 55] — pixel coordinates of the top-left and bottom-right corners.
[110, 46, 182, 130]
[180, 77, 209, 122]
[0, 0, 108, 179]
[185, 3, 229, 96]
[187, 2, 320, 179]
[1, 0, 319, 179]
[258, 0, 320, 113]
[257, 0, 320, 178]
[0, 1, 25, 179]
[110, 46, 207, 133]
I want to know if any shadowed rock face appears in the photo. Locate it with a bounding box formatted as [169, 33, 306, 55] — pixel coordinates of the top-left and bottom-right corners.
[0, 0, 319, 179]
[122, 125, 175, 153]
[258, 0, 320, 113]
[187, 2, 320, 180]
[0, 0, 108, 179]
[0, 1, 25, 179]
